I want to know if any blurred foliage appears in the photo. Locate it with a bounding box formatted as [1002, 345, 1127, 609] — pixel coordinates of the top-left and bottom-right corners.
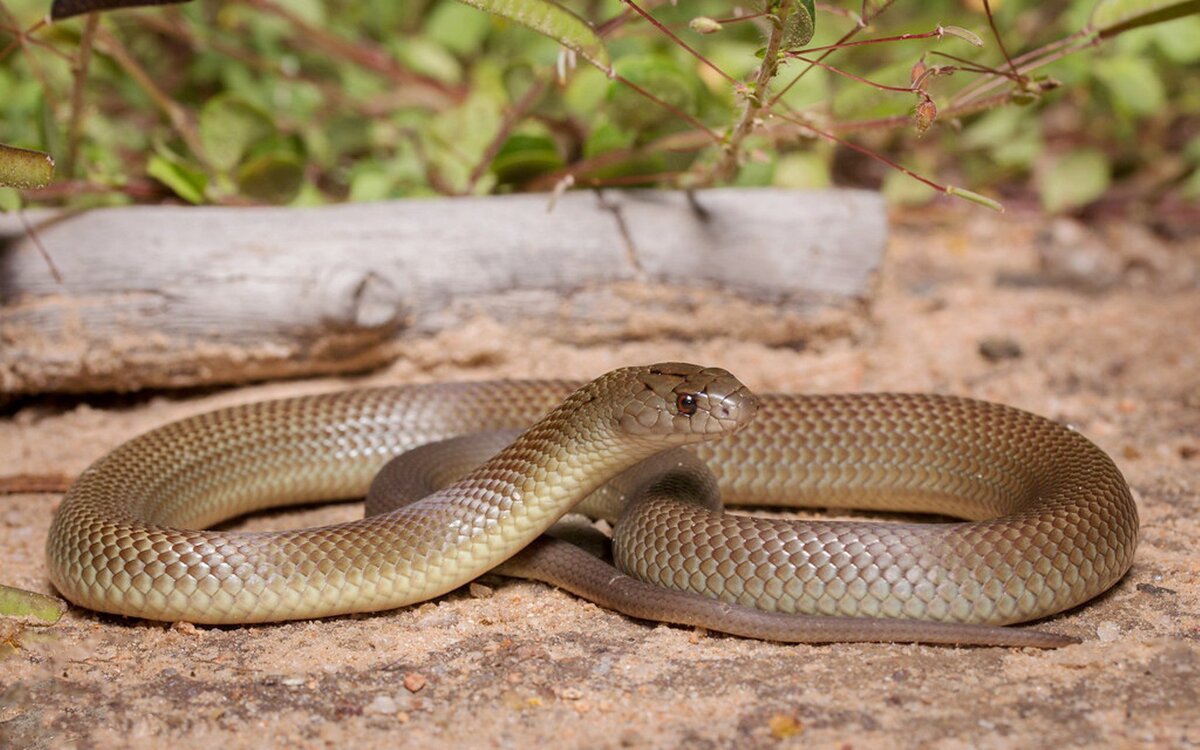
[0, 0, 1196, 215]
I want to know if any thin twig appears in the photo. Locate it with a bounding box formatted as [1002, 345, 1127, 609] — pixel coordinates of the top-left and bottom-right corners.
[93, 25, 206, 163]
[789, 54, 921, 93]
[623, 0, 741, 87]
[17, 210, 63, 284]
[526, 128, 716, 191]
[703, 0, 793, 185]
[465, 73, 553, 193]
[950, 30, 1094, 109]
[612, 73, 721, 143]
[64, 13, 99, 177]
[772, 109, 948, 193]
[769, 0, 896, 107]
[240, 0, 462, 108]
[790, 27, 953, 56]
[981, 0, 1019, 79]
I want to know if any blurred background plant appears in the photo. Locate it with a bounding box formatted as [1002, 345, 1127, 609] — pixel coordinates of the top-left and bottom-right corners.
[0, 0, 1197, 221]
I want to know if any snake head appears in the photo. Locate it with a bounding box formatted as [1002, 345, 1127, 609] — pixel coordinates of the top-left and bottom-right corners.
[618, 362, 757, 440]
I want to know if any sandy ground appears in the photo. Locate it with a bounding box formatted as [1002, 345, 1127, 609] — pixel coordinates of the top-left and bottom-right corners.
[1, 209, 1198, 749]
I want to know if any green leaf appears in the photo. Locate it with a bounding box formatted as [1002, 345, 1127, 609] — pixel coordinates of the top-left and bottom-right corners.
[946, 186, 1004, 212]
[784, 0, 817, 48]
[583, 120, 634, 159]
[426, 0, 494, 56]
[1040, 148, 1111, 212]
[200, 94, 276, 173]
[454, 0, 610, 72]
[0, 143, 54, 189]
[735, 159, 774, 187]
[1151, 15, 1200, 63]
[236, 152, 305, 204]
[1092, 56, 1167, 117]
[393, 36, 464, 84]
[773, 152, 831, 189]
[606, 54, 698, 133]
[0, 188, 21, 212]
[1090, 0, 1200, 38]
[348, 167, 395, 202]
[941, 25, 984, 47]
[0, 584, 65, 623]
[147, 148, 208, 204]
[490, 132, 564, 184]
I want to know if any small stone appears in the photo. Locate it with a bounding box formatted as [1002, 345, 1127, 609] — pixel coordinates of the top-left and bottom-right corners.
[469, 582, 494, 599]
[365, 695, 398, 715]
[403, 673, 427, 693]
[768, 713, 803, 739]
[978, 336, 1023, 362]
[559, 687, 583, 701]
[1096, 621, 1121, 642]
[281, 676, 305, 687]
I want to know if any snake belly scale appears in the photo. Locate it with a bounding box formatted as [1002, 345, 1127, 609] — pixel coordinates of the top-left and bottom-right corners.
[45, 363, 1138, 645]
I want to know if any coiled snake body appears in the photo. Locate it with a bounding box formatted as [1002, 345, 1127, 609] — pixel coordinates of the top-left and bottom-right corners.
[46, 363, 1137, 647]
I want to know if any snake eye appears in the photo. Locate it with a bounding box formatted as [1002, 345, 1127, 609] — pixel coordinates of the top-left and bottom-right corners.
[676, 393, 698, 416]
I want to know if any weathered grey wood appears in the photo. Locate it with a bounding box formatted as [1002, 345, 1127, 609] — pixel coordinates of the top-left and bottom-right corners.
[0, 189, 886, 393]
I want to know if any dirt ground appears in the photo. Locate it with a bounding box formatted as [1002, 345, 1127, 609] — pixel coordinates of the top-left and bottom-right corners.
[2, 208, 1198, 749]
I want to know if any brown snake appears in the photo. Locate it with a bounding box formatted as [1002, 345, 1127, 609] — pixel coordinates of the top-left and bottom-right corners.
[46, 363, 1137, 647]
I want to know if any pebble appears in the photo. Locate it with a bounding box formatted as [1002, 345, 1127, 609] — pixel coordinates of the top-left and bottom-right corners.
[365, 695, 398, 715]
[978, 336, 1023, 362]
[1096, 621, 1121, 642]
[469, 582, 494, 599]
[768, 713, 803, 739]
[404, 672, 427, 693]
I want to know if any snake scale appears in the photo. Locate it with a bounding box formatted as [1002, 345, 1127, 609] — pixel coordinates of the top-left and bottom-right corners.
[46, 363, 1138, 647]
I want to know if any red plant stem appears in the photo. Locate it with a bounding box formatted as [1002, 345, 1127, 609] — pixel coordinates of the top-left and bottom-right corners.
[774, 109, 949, 193]
[792, 27, 948, 55]
[466, 73, 552, 193]
[17, 209, 62, 284]
[64, 13, 99, 176]
[982, 0, 1019, 79]
[622, 0, 740, 87]
[93, 25, 206, 164]
[951, 30, 1095, 108]
[769, 0, 897, 107]
[612, 73, 721, 143]
[928, 51, 1011, 78]
[241, 0, 461, 105]
[788, 54, 918, 93]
